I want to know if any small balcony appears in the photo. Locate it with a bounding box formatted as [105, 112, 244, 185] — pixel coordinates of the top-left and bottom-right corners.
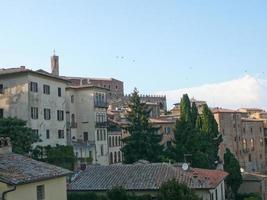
[95, 121, 108, 128]
[94, 101, 108, 108]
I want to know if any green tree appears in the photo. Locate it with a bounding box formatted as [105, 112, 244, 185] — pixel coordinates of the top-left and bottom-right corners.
[224, 148, 242, 198]
[107, 187, 128, 200]
[172, 94, 221, 169]
[0, 117, 40, 154]
[121, 88, 163, 163]
[32, 145, 76, 170]
[158, 179, 200, 200]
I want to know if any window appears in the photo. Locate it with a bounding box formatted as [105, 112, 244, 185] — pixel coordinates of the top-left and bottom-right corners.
[115, 136, 118, 146]
[71, 95, 74, 103]
[97, 130, 100, 141]
[57, 110, 64, 121]
[260, 138, 264, 146]
[243, 128, 245, 133]
[250, 139, 254, 151]
[44, 108, 51, 120]
[31, 107, 38, 119]
[260, 127, 262, 132]
[30, 82, 38, 92]
[112, 136, 115, 147]
[103, 130, 106, 140]
[89, 151, 92, 158]
[46, 130, 50, 139]
[118, 151, 121, 162]
[110, 152, 113, 164]
[43, 84, 50, 94]
[0, 109, 3, 118]
[243, 139, 247, 151]
[0, 84, 3, 94]
[114, 152, 117, 163]
[251, 127, 253, 133]
[58, 87, 62, 97]
[83, 132, 88, 142]
[118, 136, 121, 146]
[36, 185, 45, 200]
[100, 145, 104, 156]
[100, 130, 103, 140]
[108, 137, 111, 147]
[248, 154, 252, 162]
[58, 130, 64, 139]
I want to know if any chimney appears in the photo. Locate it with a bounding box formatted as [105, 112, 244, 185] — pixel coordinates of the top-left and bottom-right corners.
[51, 51, 59, 76]
[0, 137, 12, 154]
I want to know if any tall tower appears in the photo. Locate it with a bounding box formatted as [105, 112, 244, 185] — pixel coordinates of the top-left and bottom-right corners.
[51, 50, 59, 76]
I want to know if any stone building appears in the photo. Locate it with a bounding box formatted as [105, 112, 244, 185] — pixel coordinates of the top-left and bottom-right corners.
[213, 108, 265, 173]
[0, 66, 69, 147]
[66, 77, 124, 102]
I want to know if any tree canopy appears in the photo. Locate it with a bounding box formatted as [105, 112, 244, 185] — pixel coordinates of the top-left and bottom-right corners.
[170, 94, 222, 169]
[158, 179, 200, 200]
[0, 117, 40, 154]
[121, 88, 163, 163]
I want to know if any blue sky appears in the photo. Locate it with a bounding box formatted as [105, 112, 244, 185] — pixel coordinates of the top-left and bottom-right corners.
[0, 0, 267, 99]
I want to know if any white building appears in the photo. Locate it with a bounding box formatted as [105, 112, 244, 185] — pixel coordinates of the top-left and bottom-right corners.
[66, 85, 109, 165]
[0, 66, 69, 147]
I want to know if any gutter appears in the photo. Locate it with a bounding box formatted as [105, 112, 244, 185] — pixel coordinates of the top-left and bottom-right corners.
[2, 185, 16, 200]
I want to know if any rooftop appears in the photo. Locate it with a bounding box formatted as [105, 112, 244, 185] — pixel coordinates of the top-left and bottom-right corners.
[0, 153, 71, 185]
[68, 163, 227, 191]
[0, 67, 69, 82]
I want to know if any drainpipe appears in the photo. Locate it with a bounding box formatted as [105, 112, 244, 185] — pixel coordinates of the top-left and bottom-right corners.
[2, 185, 16, 200]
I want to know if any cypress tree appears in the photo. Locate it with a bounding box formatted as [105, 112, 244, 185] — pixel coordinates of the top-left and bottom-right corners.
[121, 88, 163, 163]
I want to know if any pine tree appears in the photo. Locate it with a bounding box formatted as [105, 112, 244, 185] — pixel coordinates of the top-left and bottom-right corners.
[172, 94, 221, 169]
[224, 148, 242, 198]
[121, 88, 163, 163]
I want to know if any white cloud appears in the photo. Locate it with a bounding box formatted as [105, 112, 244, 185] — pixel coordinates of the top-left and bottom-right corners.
[155, 75, 267, 110]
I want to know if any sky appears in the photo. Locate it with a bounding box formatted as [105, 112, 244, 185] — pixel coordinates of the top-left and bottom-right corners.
[0, 1, 267, 109]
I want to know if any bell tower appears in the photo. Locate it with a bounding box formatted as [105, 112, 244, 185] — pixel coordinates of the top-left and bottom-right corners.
[51, 50, 59, 76]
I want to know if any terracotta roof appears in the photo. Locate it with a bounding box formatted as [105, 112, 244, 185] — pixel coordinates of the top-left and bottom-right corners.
[68, 163, 227, 191]
[0, 153, 71, 185]
[212, 108, 241, 113]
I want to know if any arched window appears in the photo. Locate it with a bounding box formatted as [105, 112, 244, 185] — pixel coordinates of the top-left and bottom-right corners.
[109, 136, 112, 147]
[103, 130, 106, 140]
[100, 130, 103, 141]
[112, 136, 115, 147]
[119, 136, 122, 146]
[97, 130, 100, 141]
[243, 139, 247, 151]
[110, 152, 113, 164]
[115, 136, 118, 146]
[118, 151, 121, 162]
[114, 152, 117, 163]
[250, 139, 254, 151]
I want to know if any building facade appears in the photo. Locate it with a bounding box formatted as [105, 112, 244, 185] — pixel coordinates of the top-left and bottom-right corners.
[0, 67, 69, 147]
[66, 85, 109, 165]
[213, 108, 266, 173]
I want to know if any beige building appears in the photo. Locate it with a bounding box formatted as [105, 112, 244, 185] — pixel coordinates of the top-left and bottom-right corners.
[66, 85, 109, 165]
[0, 66, 69, 147]
[213, 108, 265, 173]
[0, 137, 71, 200]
